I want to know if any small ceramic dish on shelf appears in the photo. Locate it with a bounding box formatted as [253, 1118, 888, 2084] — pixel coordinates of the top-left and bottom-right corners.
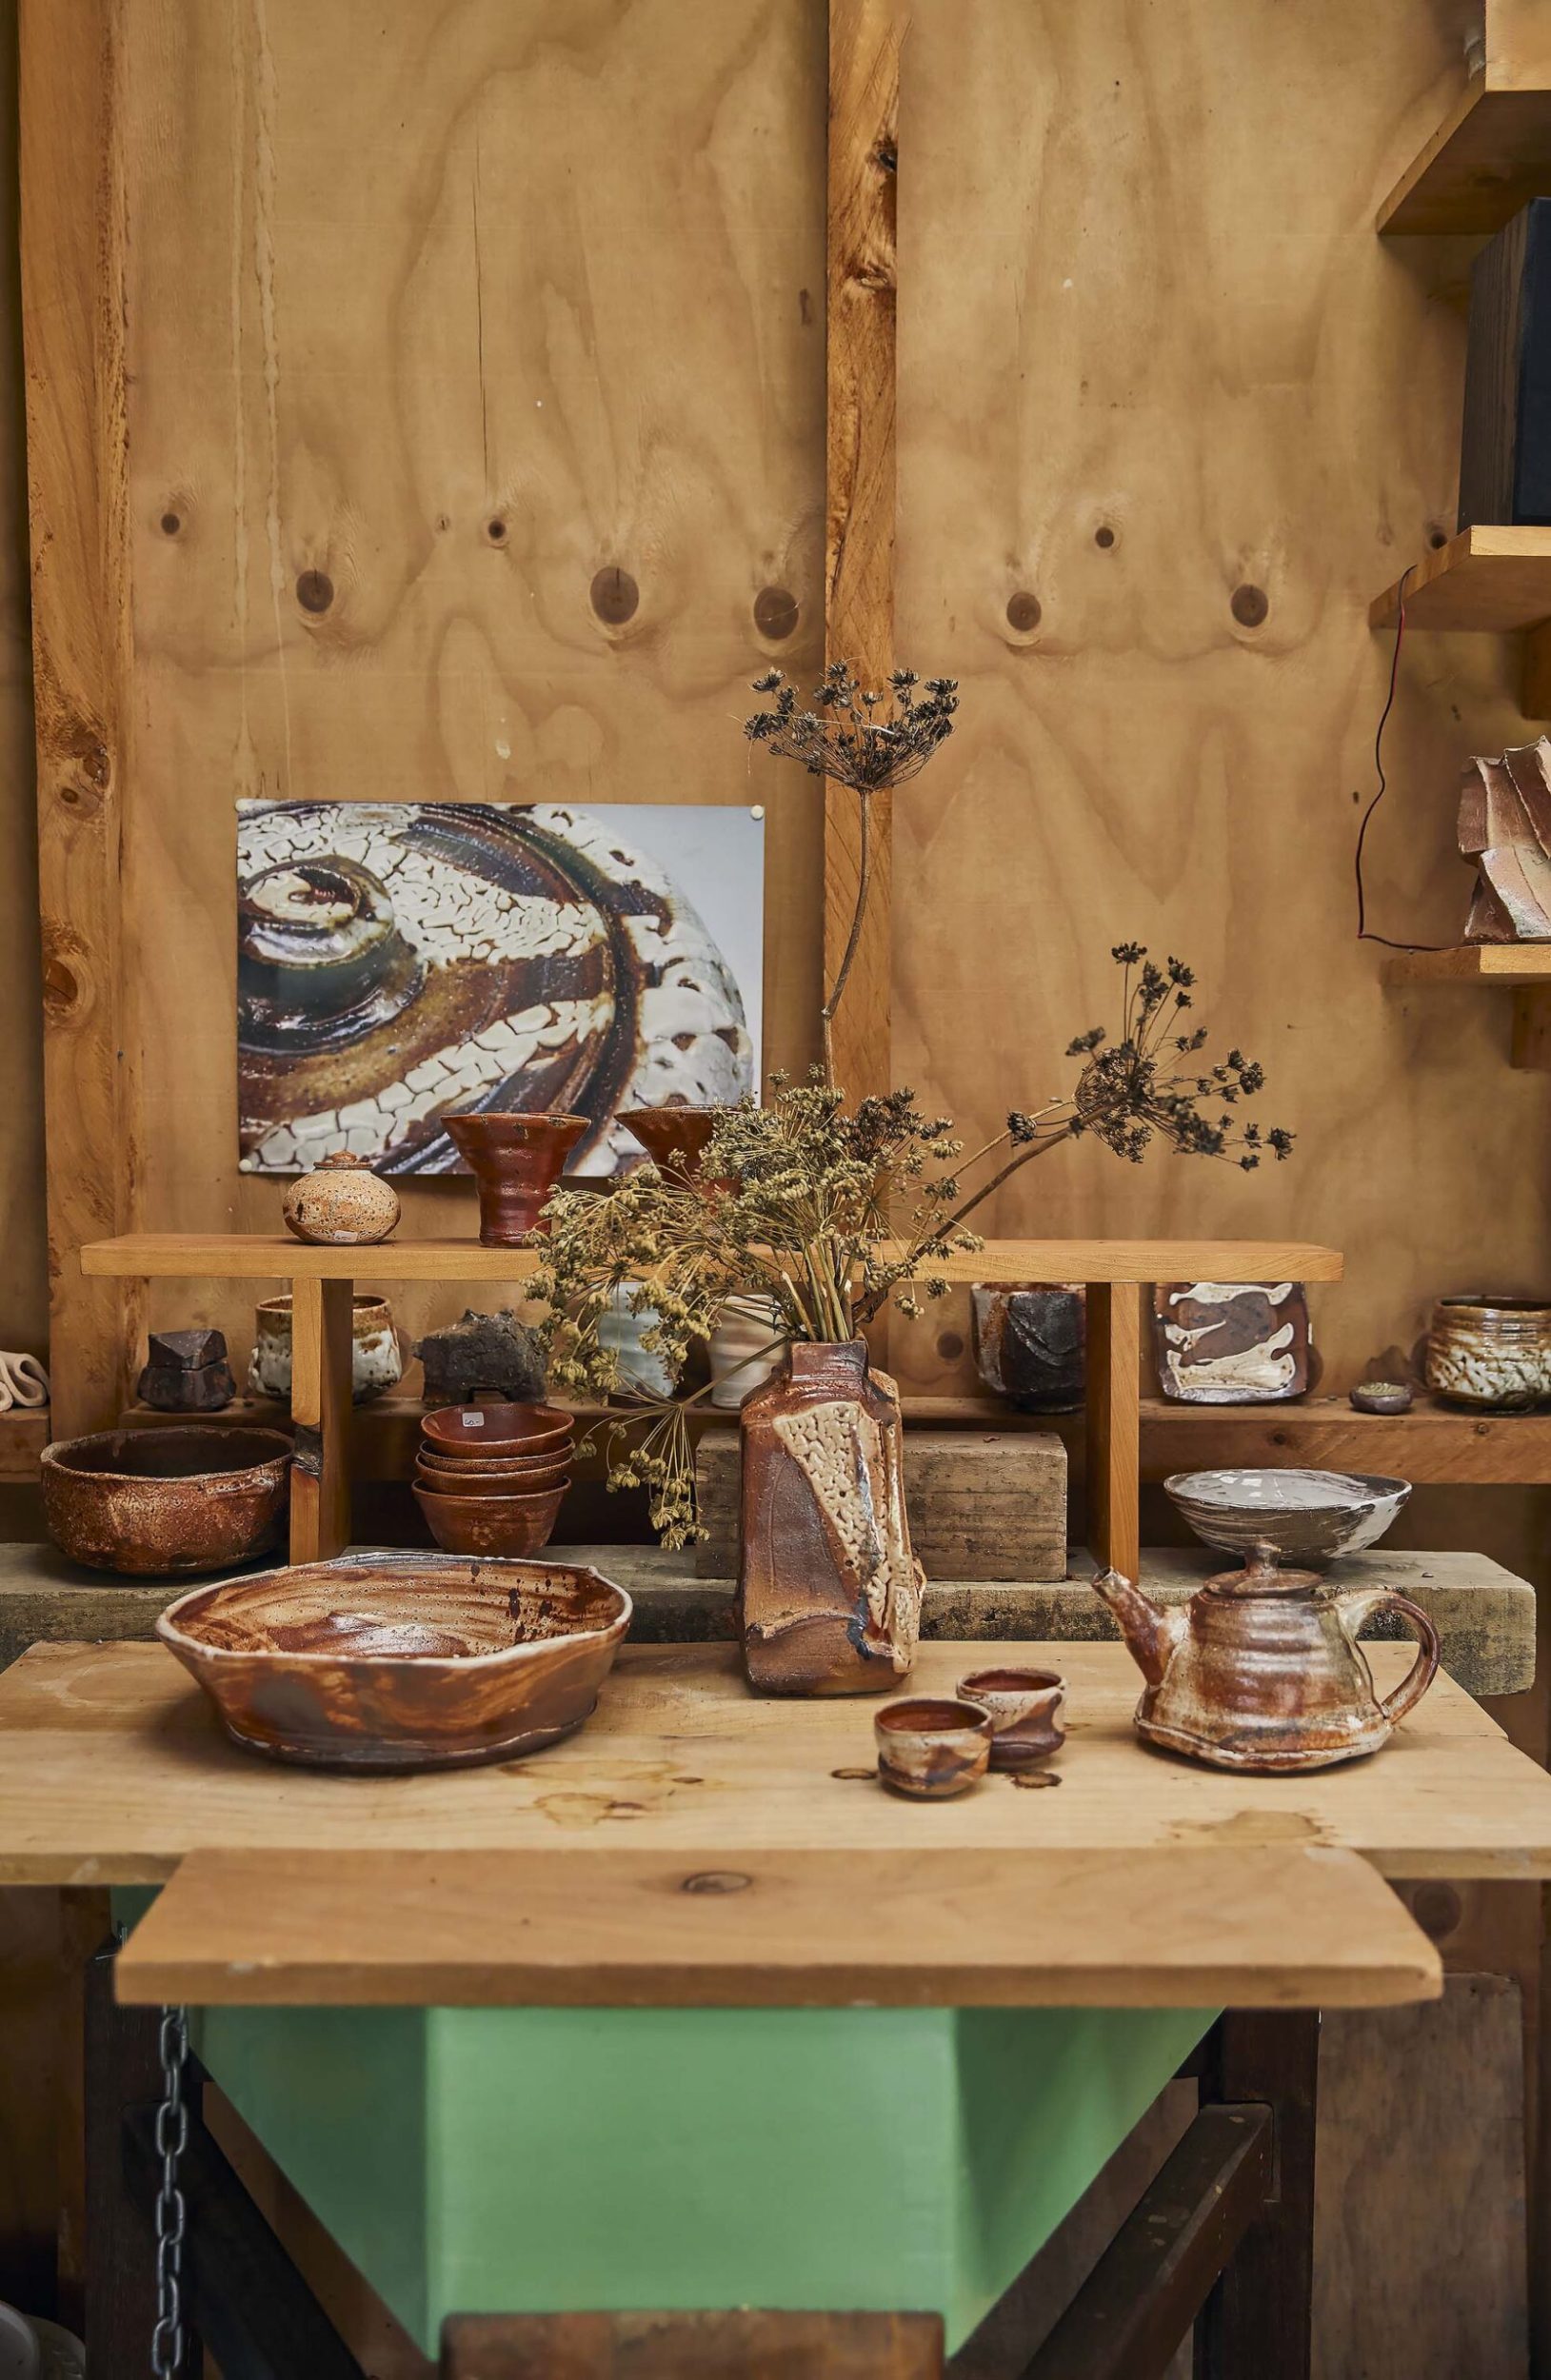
[1163, 1468, 1410, 1567]
[157, 1551, 631, 1770]
[421, 1402, 574, 1458]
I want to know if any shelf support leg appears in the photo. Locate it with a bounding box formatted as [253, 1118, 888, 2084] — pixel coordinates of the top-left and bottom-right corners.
[1085, 1280, 1143, 1581]
[288, 1277, 353, 1563]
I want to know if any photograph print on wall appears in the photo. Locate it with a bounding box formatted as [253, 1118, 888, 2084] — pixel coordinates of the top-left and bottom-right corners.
[237, 800, 763, 1177]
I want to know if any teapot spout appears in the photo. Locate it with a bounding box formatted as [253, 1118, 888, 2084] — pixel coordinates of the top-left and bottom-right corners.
[1091, 1567, 1186, 1688]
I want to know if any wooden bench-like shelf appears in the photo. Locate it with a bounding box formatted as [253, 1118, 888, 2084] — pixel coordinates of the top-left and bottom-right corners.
[1369, 527, 1551, 634]
[1380, 72, 1551, 236]
[1380, 944, 1551, 984]
[82, 1233, 1344, 1580]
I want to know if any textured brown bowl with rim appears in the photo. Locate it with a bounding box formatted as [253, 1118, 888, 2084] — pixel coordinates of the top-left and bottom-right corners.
[413, 1479, 567, 1557]
[413, 1458, 571, 1500]
[421, 1402, 573, 1458]
[415, 1437, 574, 1481]
[157, 1551, 632, 1769]
[42, 1426, 291, 1577]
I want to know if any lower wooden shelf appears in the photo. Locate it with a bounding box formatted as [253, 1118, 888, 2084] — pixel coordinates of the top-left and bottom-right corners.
[111, 1390, 1551, 1489]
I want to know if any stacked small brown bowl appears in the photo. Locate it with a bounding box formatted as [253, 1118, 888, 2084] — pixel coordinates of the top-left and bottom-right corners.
[412, 1402, 574, 1557]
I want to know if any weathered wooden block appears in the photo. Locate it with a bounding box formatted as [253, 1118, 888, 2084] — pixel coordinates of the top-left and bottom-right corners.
[694, 1428, 1066, 1581]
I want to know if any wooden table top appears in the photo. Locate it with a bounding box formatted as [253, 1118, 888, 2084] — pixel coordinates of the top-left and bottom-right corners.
[10, 1635, 1531, 2007]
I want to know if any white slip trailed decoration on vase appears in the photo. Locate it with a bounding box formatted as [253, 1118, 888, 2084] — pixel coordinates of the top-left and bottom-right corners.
[771, 1394, 924, 1676]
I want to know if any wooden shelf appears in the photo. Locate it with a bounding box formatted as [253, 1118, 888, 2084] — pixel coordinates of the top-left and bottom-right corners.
[1380, 69, 1551, 237]
[1381, 944, 1551, 985]
[1369, 527, 1551, 633]
[0, 1411, 49, 1481]
[81, 1234, 1345, 1285]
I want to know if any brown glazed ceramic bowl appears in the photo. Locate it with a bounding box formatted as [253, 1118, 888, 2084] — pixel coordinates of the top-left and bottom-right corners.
[874, 1696, 995, 1799]
[157, 1551, 631, 1769]
[421, 1402, 574, 1458]
[414, 1457, 571, 1499]
[42, 1426, 291, 1577]
[413, 1480, 567, 1557]
[957, 1667, 1067, 1770]
[415, 1437, 574, 1481]
[620, 1106, 737, 1189]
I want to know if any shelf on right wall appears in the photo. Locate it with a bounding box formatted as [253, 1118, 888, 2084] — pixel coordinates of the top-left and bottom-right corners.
[1379, 7, 1551, 235]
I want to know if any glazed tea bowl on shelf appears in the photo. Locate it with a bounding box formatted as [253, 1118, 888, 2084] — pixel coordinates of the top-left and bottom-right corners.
[620, 1105, 736, 1188]
[249, 1294, 402, 1406]
[1163, 1467, 1410, 1568]
[42, 1425, 291, 1576]
[156, 1551, 631, 1769]
[956, 1667, 1067, 1771]
[874, 1696, 995, 1799]
[413, 1479, 568, 1557]
[444, 1111, 588, 1245]
[421, 1401, 574, 1460]
[415, 1449, 571, 1496]
[1425, 1295, 1551, 1410]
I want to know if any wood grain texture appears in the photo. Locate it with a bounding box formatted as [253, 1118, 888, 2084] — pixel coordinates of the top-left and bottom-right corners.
[824, 0, 900, 1105]
[79, 1230, 1344, 1281]
[1382, 941, 1551, 982]
[442, 2310, 944, 2380]
[694, 1425, 1067, 1579]
[1381, 0, 1551, 235]
[1370, 526, 1551, 630]
[287, 1274, 352, 1561]
[112, 1842, 1440, 2008]
[0, 6, 45, 1383]
[2, 1637, 1548, 1884]
[886, 0, 1551, 1417]
[1315, 1976, 1528, 2379]
[1085, 1281, 1142, 1578]
[17, 0, 143, 1433]
[111, 0, 827, 1377]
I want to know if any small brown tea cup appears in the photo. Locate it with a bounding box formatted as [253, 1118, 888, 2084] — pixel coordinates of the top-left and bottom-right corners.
[957, 1667, 1066, 1771]
[874, 1696, 994, 1799]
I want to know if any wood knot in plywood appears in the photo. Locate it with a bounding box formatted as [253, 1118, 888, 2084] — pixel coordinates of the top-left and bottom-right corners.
[39, 923, 88, 1019]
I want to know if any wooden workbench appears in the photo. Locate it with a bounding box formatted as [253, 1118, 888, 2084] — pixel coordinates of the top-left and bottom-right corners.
[11, 1634, 1548, 2373]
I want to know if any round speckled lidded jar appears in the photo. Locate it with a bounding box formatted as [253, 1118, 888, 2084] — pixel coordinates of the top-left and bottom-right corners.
[283, 1152, 401, 1245]
[1424, 1296, 1551, 1411]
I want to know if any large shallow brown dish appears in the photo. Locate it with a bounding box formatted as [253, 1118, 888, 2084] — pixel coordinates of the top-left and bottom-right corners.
[42, 1426, 291, 1577]
[157, 1552, 632, 1769]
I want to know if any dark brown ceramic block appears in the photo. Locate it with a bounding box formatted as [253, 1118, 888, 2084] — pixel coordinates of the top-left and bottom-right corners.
[135, 1328, 237, 1415]
[873, 1696, 993, 1798]
[415, 1308, 547, 1405]
[971, 1283, 1085, 1414]
[413, 1480, 567, 1557]
[957, 1666, 1066, 1770]
[422, 1402, 573, 1458]
[444, 1112, 588, 1245]
[41, 1427, 290, 1577]
[157, 1552, 631, 1769]
[1153, 1280, 1312, 1404]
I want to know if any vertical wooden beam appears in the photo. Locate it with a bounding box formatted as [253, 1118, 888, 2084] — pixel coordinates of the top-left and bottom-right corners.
[1521, 621, 1551, 720]
[1084, 1281, 1143, 1581]
[288, 1278, 354, 1562]
[825, 0, 901, 1107]
[17, 0, 141, 1434]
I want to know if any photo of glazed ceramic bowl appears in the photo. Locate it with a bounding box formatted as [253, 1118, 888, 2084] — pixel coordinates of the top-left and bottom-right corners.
[157, 1551, 631, 1769]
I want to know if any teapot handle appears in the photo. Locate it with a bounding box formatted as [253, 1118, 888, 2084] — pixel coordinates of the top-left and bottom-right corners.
[1342, 1589, 1442, 1728]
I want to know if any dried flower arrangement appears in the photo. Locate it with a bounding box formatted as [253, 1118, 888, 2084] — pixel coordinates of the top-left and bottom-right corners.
[538, 655, 1294, 1545]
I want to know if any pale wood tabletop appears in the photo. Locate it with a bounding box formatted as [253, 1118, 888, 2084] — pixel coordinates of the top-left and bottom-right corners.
[0, 1638, 1542, 1886]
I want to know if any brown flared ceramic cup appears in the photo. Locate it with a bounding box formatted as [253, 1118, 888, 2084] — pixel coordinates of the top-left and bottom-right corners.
[620, 1105, 736, 1189]
[413, 1480, 567, 1558]
[873, 1696, 994, 1799]
[957, 1667, 1067, 1770]
[421, 1402, 574, 1458]
[444, 1111, 588, 1245]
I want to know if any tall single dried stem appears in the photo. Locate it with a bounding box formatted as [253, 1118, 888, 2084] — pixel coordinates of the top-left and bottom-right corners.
[821, 785, 872, 1090]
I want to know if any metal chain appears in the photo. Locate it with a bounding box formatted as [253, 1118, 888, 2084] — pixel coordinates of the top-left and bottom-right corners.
[150, 2005, 189, 2380]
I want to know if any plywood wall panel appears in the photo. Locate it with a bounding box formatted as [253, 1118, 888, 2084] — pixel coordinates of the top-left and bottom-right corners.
[890, 0, 1551, 1400]
[118, 0, 826, 1358]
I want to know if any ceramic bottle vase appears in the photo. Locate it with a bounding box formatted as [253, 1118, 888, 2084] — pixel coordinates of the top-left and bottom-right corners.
[738, 1339, 925, 1696]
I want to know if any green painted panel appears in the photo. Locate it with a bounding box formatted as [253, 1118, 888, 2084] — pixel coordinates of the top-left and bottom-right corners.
[197, 2005, 432, 2348]
[196, 2002, 1214, 2357]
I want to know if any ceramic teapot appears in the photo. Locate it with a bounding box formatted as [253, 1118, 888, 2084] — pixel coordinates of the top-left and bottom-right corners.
[1091, 1558, 1441, 1772]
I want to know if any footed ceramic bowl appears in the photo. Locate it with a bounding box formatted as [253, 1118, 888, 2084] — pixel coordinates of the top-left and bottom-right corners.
[1163, 1467, 1411, 1565]
[157, 1551, 631, 1770]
